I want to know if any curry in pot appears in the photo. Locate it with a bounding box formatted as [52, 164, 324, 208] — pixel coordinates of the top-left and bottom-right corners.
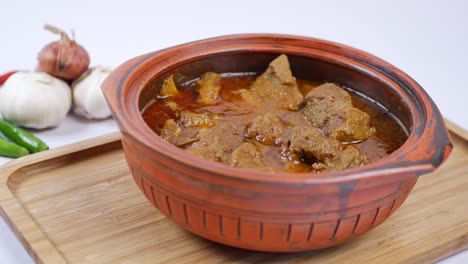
[142, 55, 408, 173]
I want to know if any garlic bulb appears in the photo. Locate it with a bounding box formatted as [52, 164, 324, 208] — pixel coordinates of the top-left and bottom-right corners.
[0, 72, 71, 129]
[72, 66, 112, 119]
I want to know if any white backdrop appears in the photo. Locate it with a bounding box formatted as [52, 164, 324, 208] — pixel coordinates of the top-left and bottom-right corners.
[0, 0, 467, 263]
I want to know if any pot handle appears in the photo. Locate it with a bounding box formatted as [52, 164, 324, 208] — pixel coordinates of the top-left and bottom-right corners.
[101, 53, 153, 135]
[402, 110, 453, 176]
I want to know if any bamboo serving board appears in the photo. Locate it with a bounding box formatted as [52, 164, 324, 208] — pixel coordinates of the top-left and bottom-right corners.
[0, 121, 467, 264]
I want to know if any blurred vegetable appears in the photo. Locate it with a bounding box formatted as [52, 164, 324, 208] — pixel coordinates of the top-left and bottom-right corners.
[36, 24, 90, 81]
[0, 72, 72, 129]
[0, 137, 29, 158]
[72, 66, 113, 119]
[0, 119, 49, 153]
[0, 71, 18, 86]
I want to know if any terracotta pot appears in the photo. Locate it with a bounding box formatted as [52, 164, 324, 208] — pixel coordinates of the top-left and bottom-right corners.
[102, 34, 452, 252]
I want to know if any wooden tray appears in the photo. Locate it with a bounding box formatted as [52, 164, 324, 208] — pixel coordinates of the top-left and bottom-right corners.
[0, 121, 467, 264]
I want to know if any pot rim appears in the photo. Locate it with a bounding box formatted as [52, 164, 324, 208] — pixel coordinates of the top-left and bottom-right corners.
[102, 33, 452, 185]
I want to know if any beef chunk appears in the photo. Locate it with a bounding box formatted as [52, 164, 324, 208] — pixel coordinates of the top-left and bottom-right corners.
[330, 145, 370, 170]
[246, 113, 284, 145]
[287, 126, 369, 171]
[229, 143, 268, 170]
[201, 101, 254, 116]
[175, 128, 200, 147]
[305, 83, 353, 103]
[186, 122, 244, 162]
[331, 107, 377, 142]
[160, 119, 199, 147]
[241, 55, 304, 110]
[197, 72, 221, 104]
[303, 83, 376, 142]
[160, 119, 182, 144]
[288, 126, 342, 162]
[179, 111, 217, 128]
[287, 125, 369, 171]
[303, 83, 353, 129]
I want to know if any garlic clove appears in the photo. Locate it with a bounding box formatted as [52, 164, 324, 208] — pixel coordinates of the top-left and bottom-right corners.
[16, 71, 53, 83]
[0, 72, 72, 129]
[72, 66, 113, 119]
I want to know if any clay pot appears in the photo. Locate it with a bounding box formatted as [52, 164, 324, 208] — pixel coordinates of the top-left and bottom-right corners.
[101, 34, 452, 252]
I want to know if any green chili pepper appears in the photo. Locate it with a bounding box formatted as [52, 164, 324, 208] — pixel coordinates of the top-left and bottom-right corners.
[0, 119, 49, 153]
[0, 137, 29, 158]
[0, 132, 7, 140]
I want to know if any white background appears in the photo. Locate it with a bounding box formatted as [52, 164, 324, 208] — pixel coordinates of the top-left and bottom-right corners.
[0, 0, 467, 263]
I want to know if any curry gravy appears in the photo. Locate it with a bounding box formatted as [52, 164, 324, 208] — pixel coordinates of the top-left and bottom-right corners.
[142, 75, 408, 173]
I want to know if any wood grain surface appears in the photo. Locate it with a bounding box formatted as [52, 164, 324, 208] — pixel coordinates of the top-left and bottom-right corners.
[0, 120, 467, 264]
